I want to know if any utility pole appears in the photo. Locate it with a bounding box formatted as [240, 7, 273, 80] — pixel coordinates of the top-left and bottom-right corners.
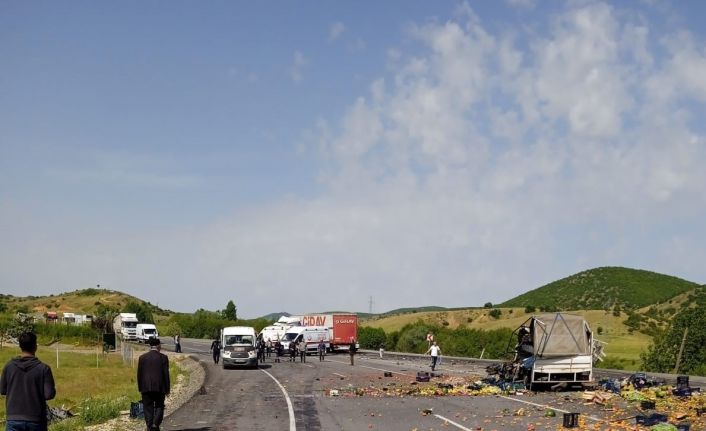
[674, 327, 689, 374]
[369, 296, 373, 314]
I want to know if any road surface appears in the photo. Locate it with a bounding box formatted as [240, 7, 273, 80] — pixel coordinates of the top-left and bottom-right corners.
[158, 337, 703, 431]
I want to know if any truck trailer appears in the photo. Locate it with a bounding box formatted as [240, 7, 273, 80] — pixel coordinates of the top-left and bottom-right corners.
[297, 313, 358, 351]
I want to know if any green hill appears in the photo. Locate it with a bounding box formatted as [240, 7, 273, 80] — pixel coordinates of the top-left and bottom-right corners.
[0, 288, 171, 316]
[500, 266, 700, 310]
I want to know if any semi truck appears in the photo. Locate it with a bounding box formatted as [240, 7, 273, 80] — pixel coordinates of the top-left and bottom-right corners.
[296, 313, 358, 351]
[112, 313, 139, 341]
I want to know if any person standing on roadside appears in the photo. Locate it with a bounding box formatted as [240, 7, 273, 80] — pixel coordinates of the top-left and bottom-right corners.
[298, 339, 307, 362]
[138, 338, 170, 431]
[425, 341, 441, 371]
[266, 338, 272, 358]
[318, 340, 326, 361]
[379, 342, 385, 359]
[349, 338, 357, 365]
[173, 333, 181, 353]
[1, 332, 56, 431]
[210, 338, 221, 364]
[289, 341, 297, 362]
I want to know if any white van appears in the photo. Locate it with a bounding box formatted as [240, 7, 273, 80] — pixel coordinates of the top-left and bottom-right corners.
[136, 323, 159, 344]
[221, 326, 258, 368]
[280, 326, 330, 354]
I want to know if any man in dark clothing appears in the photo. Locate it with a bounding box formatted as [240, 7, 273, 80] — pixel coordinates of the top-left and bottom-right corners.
[318, 340, 326, 361]
[349, 339, 357, 365]
[209, 338, 221, 364]
[1, 332, 56, 431]
[288, 342, 296, 362]
[137, 338, 170, 431]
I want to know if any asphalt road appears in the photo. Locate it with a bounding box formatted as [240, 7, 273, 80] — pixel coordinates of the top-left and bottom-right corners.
[154, 337, 706, 431]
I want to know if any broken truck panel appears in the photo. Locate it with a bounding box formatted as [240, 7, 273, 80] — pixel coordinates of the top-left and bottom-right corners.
[506, 313, 595, 388]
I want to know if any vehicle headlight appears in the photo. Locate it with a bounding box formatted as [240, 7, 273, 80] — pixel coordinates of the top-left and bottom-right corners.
[247, 349, 257, 358]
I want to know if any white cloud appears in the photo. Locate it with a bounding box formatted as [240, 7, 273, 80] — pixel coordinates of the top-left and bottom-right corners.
[290, 50, 307, 82]
[329, 21, 346, 41]
[4, 1, 706, 316]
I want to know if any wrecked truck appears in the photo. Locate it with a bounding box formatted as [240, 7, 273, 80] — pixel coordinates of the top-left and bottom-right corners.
[503, 313, 596, 389]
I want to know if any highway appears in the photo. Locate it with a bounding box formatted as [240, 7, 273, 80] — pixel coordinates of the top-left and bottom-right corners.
[152, 337, 705, 431]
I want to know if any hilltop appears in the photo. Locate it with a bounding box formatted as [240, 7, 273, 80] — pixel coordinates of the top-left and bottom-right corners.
[0, 288, 171, 316]
[499, 266, 700, 310]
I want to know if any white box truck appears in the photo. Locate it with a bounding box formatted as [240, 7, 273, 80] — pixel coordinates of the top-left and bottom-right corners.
[136, 323, 159, 343]
[280, 326, 330, 354]
[510, 313, 595, 389]
[221, 326, 258, 369]
[112, 313, 139, 341]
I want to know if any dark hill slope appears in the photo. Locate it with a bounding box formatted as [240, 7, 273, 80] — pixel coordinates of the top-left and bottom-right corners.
[500, 267, 699, 310]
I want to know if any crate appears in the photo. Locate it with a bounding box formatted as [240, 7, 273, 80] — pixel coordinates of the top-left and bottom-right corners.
[636, 413, 668, 426]
[562, 412, 580, 428]
[416, 371, 430, 382]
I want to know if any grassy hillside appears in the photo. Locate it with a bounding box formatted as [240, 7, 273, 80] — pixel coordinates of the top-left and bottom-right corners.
[361, 307, 652, 369]
[0, 288, 170, 316]
[500, 267, 699, 310]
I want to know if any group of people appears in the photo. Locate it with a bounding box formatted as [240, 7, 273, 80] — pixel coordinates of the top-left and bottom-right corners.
[1, 332, 436, 431]
[0, 332, 171, 431]
[207, 337, 335, 365]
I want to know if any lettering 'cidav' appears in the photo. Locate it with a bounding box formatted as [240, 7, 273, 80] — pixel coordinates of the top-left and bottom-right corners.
[302, 316, 327, 326]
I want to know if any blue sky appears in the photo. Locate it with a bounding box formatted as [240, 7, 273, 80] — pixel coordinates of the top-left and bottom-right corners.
[2, 1, 706, 317]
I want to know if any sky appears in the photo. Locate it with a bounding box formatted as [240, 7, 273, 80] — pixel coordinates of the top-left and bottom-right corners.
[2, 1, 706, 318]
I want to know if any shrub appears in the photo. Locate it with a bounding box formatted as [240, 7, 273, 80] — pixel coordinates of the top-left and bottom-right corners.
[488, 309, 502, 319]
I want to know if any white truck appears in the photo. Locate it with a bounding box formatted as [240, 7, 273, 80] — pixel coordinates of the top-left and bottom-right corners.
[280, 326, 330, 354]
[510, 313, 595, 389]
[112, 313, 139, 341]
[259, 316, 301, 345]
[136, 323, 159, 344]
[221, 326, 258, 369]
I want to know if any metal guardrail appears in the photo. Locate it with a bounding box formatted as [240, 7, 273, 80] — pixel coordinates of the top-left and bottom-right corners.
[359, 349, 706, 385]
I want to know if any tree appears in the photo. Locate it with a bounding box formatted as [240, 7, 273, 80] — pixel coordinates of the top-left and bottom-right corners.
[483, 302, 493, 308]
[358, 326, 387, 349]
[223, 300, 237, 321]
[641, 305, 706, 375]
[488, 309, 502, 319]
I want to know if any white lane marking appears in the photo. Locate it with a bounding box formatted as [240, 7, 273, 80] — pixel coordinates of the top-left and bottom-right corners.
[260, 369, 297, 431]
[498, 395, 602, 422]
[332, 372, 347, 378]
[325, 358, 415, 377]
[433, 414, 474, 431]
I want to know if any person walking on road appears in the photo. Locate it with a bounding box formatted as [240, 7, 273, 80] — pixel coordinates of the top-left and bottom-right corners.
[210, 338, 221, 364]
[425, 341, 441, 371]
[1, 332, 56, 431]
[288, 342, 296, 362]
[258, 339, 266, 364]
[298, 339, 307, 362]
[174, 333, 181, 353]
[138, 338, 170, 431]
[266, 338, 272, 358]
[379, 342, 385, 359]
[318, 340, 326, 361]
[349, 338, 357, 365]
[274, 341, 282, 363]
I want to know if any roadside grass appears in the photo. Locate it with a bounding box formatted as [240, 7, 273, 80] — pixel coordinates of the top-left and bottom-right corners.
[362, 308, 653, 369]
[0, 345, 185, 430]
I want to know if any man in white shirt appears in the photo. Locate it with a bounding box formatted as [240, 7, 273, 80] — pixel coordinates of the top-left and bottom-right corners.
[425, 341, 441, 371]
